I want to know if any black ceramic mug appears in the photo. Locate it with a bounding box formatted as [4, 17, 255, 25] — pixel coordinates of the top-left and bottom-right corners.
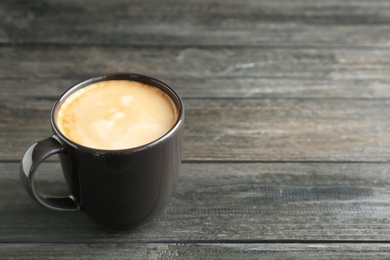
[19, 73, 184, 229]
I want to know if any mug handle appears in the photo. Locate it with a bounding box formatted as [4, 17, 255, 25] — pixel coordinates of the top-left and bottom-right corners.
[19, 136, 80, 211]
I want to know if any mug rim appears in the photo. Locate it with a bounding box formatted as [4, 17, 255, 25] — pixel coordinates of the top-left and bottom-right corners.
[50, 73, 184, 154]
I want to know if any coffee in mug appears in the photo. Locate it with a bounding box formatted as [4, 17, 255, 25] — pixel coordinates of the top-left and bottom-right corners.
[56, 80, 178, 150]
[20, 73, 184, 229]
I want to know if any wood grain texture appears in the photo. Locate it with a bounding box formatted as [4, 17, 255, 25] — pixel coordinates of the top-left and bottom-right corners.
[3, 77, 390, 99]
[2, 162, 390, 242]
[1, 0, 390, 47]
[2, 45, 390, 162]
[2, 0, 390, 257]
[1, 243, 390, 260]
[3, 98, 390, 162]
[1, 46, 390, 81]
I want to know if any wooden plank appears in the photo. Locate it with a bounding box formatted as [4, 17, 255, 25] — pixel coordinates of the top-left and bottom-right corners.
[3, 98, 390, 161]
[1, 243, 390, 259]
[3, 77, 390, 99]
[1, 46, 390, 81]
[2, 162, 390, 242]
[1, 0, 390, 47]
[184, 99, 390, 162]
[1, 46, 390, 100]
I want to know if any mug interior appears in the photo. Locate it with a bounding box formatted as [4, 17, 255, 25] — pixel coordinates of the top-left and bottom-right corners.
[51, 73, 184, 153]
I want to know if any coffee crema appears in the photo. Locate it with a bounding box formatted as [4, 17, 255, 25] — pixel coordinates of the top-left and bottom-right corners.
[56, 80, 178, 150]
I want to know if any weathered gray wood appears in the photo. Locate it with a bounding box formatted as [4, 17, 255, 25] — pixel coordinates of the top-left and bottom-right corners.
[4, 98, 390, 162]
[1, 46, 390, 81]
[1, 0, 390, 47]
[3, 77, 390, 99]
[2, 243, 390, 260]
[2, 0, 390, 257]
[2, 162, 390, 242]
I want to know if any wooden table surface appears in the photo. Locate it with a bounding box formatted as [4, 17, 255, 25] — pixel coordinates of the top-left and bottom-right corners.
[2, 0, 390, 258]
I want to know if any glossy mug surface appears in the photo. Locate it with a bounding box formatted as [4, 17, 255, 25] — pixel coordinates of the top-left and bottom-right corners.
[19, 73, 184, 229]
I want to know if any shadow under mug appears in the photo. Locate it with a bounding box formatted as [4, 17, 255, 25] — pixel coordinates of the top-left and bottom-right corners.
[19, 73, 184, 229]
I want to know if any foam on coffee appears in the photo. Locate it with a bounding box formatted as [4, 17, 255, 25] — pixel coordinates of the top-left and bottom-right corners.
[56, 80, 178, 150]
